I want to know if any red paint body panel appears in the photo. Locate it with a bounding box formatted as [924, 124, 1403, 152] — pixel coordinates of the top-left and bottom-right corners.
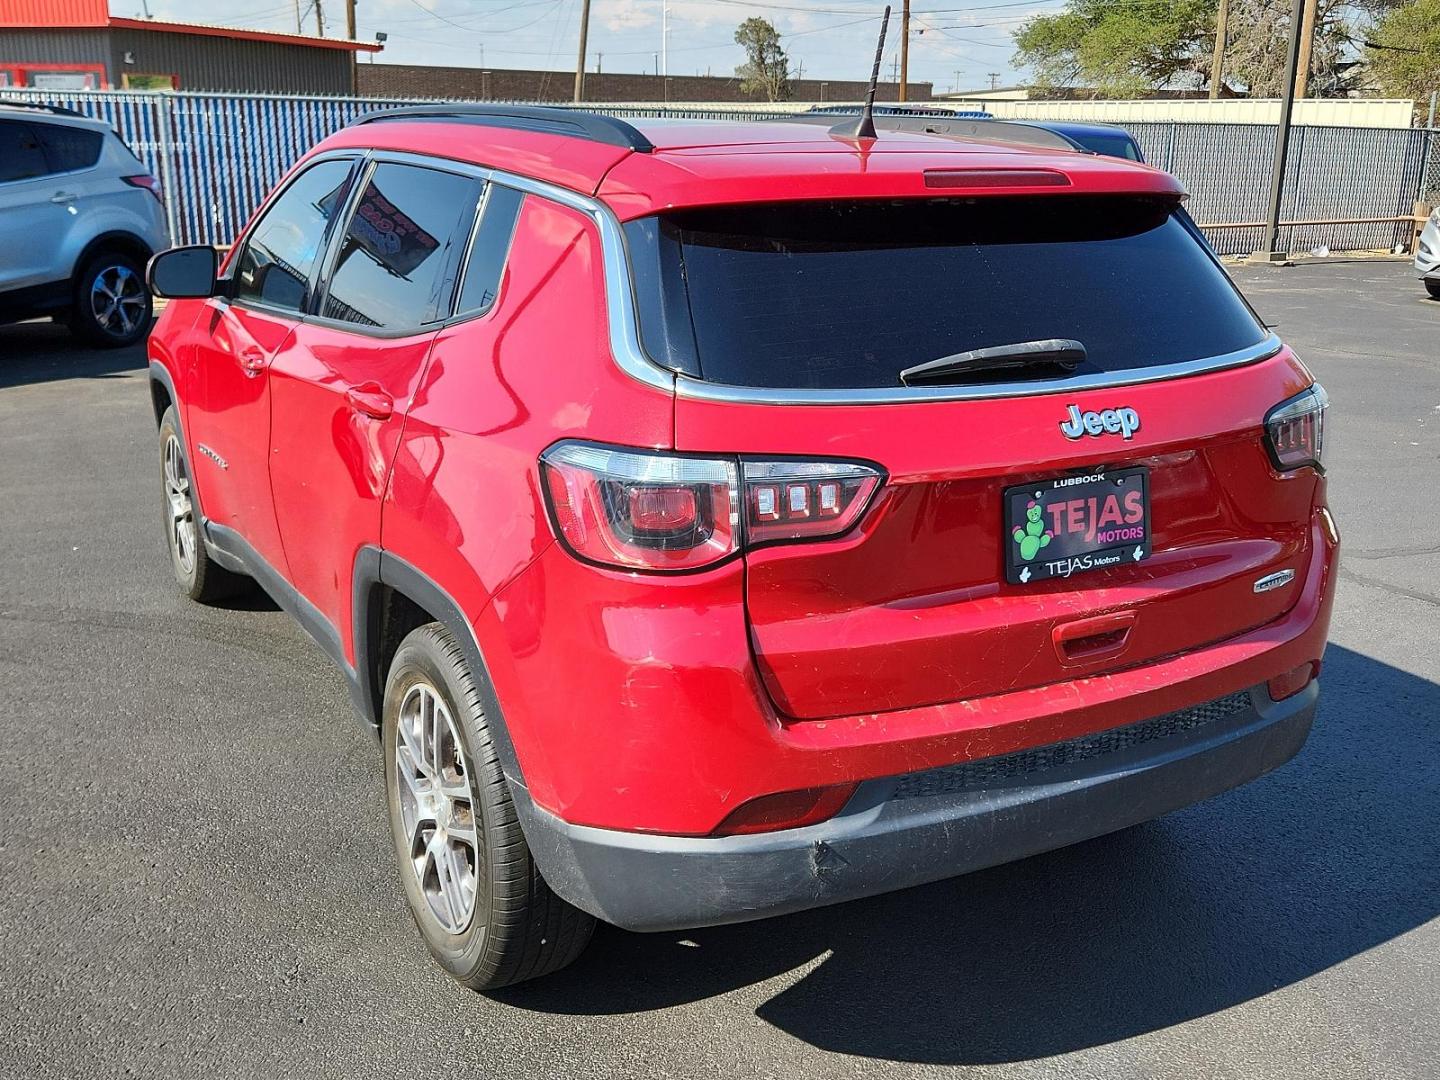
[484, 511, 1334, 834]
[380, 195, 672, 630]
[268, 323, 439, 656]
[180, 299, 295, 571]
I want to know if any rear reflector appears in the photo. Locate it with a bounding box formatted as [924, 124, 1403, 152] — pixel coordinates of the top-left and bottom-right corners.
[711, 784, 858, 836]
[1268, 661, 1319, 701]
[924, 168, 1071, 189]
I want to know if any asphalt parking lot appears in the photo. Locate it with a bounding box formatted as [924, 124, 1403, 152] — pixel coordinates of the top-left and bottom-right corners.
[1, 259, 1437, 1079]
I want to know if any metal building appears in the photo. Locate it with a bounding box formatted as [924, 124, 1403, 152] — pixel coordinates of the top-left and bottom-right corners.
[0, 0, 380, 94]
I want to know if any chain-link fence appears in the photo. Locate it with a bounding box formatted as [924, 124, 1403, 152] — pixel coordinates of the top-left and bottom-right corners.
[3, 87, 1434, 255]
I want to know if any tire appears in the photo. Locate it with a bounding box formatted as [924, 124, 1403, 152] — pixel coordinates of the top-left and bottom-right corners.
[158, 407, 251, 603]
[72, 250, 152, 348]
[1425, 279, 1440, 300]
[382, 622, 594, 990]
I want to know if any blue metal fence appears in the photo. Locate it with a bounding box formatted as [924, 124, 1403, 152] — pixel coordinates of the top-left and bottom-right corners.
[3, 87, 1436, 255]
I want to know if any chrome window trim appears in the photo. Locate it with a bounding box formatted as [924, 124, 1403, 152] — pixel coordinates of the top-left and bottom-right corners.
[671, 335, 1284, 405]
[353, 150, 1281, 405]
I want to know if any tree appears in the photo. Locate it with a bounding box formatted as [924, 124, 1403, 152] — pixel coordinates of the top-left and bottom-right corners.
[735, 17, 792, 102]
[1365, 0, 1440, 102]
[1012, 0, 1217, 97]
[1012, 0, 1353, 97]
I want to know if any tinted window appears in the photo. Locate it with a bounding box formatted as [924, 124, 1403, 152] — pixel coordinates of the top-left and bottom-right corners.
[455, 183, 524, 317]
[234, 158, 355, 313]
[322, 163, 480, 330]
[631, 197, 1266, 390]
[0, 121, 48, 183]
[35, 123, 103, 172]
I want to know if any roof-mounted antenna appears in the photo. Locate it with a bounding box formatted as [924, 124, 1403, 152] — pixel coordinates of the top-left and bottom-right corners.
[838, 6, 891, 140]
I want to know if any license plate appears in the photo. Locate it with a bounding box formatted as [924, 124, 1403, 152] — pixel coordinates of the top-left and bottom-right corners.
[1004, 467, 1150, 585]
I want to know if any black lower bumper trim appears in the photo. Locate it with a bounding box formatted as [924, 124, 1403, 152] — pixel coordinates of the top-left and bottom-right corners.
[512, 683, 1318, 933]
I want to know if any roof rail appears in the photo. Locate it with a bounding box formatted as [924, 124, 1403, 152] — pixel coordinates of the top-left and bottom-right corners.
[349, 104, 655, 153]
[0, 100, 87, 119]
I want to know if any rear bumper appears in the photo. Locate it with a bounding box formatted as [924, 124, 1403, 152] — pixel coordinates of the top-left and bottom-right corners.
[516, 681, 1318, 932]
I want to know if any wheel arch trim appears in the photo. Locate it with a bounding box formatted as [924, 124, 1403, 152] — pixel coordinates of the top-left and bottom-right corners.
[352, 547, 529, 790]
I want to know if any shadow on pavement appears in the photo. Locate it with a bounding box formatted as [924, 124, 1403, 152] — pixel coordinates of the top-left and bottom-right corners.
[498, 644, 1439, 1065]
[0, 320, 147, 389]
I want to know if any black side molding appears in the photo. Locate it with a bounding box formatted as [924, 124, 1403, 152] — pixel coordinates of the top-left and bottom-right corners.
[348, 104, 655, 153]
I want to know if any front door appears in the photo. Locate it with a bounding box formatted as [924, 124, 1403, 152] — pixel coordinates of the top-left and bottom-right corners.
[268, 159, 482, 640]
[184, 156, 358, 572]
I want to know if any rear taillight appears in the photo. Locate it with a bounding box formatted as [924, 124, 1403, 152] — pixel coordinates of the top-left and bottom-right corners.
[540, 442, 883, 573]
[122, 174, 164, 205]
[1264, 384, 1327, 472]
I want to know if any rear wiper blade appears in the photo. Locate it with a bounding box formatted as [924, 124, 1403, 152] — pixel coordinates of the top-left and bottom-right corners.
[898, 338, 1087, 386]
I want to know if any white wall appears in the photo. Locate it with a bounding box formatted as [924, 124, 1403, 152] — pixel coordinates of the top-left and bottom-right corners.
[939, 98, 1418, 129]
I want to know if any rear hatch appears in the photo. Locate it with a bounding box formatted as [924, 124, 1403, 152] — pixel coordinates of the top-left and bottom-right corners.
[629, 193, 1319, 720]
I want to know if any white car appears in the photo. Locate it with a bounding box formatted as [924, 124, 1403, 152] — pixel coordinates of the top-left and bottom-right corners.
[0, 102, 169, 347]
[1419, 206, 1440, 300]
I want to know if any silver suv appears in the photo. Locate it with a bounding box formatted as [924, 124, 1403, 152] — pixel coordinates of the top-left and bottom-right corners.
[1418, 205, 1439, 300]
[0, 102, 169, 347]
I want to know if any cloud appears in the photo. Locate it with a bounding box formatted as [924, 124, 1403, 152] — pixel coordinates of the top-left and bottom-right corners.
[599, 0, 657, 32]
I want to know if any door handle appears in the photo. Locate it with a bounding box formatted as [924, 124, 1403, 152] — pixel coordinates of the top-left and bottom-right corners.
[345, 384, 394, 420]
[237, 346, 266, 376]
[50, 191, 77, 204]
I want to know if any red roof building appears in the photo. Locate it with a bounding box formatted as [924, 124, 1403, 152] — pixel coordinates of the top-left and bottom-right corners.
[0, 0, 381, 94]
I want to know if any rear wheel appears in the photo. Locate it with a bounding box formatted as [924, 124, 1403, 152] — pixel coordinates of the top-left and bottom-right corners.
[1425, 279, 1440, 300]
[72, 251, 151, 348]
[382, 623, 594, 990]
[158, 407, 250, 603]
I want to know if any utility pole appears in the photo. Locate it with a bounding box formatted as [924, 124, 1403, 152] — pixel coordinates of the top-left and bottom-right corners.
[573, 0, 591, 102]
[898, 0, 910, 102]
[294, 0, 302, 34]
[987, 71, 1000, 90]
[344, 0, 355, 40]
[313, 0, 325, 37]
[953, 69, 961, 94]
[890, 56, 898, 84]
[1294, 0, 1318, 98]
[1253, 0, 1307, 263]
[661, 0, 669, 78]
[596, 52, 602, 75]
[1209, 0, 1229, 99]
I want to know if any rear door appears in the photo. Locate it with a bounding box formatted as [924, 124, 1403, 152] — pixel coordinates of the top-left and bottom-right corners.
[654, 195, 1318, 719]
[185, 155, 359, 570]
[267, 158, 483, 637]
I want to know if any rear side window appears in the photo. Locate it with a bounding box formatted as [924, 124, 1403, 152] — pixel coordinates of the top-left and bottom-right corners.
[34, 123, 103, 172]
[321, 162, 481, 330]
[234, 158, 355, 313]
[627, 196, 1267, 390]
[455, 183, 524, 318]
[0, 121, 48, 182]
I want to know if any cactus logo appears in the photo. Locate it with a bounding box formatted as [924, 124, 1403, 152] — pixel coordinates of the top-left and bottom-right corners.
[1012, 500, 1054, 561]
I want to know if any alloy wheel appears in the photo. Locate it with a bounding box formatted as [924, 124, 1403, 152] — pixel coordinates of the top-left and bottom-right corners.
[89, 264, 147, 338]
[163, 434, 197, 576]
[395, 683, 479, 935]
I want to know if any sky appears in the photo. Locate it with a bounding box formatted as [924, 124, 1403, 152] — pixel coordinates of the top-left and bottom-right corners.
[128, 0, 1062, 92]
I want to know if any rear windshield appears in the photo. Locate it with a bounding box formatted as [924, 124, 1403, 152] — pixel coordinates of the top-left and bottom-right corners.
[625, 196, 1267, 390]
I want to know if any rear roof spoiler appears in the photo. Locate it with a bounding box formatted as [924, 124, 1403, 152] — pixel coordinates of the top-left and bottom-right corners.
[772, 112, 1086, 154]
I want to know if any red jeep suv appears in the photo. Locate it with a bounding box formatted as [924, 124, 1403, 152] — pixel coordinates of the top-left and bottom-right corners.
[145, 105, 1337, 989]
